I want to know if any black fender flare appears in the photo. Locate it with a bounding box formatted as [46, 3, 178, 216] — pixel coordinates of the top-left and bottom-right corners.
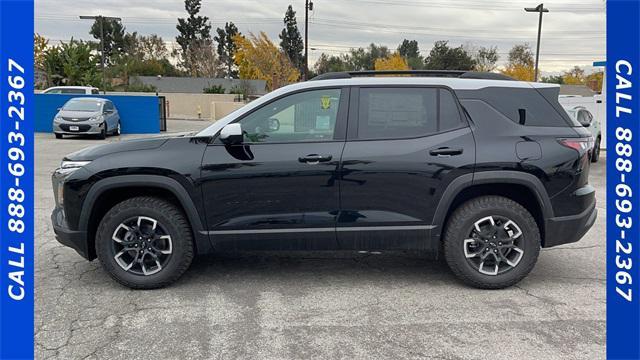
[79, 175, 213, 254]
[431, 171, 553, 240]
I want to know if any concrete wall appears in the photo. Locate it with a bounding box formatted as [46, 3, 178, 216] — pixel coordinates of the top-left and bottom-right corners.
[35, 94, 160, 133]
[103, 91, 244, 120]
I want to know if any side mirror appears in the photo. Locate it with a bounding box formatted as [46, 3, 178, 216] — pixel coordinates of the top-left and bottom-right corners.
[220, 123, 243, 145]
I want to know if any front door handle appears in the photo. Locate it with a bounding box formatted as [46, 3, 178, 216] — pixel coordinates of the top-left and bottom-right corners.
[429, 147, 464, 157]
[299, 154, 333, 164]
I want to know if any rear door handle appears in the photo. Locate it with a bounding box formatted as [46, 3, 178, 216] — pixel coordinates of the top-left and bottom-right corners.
[299, 154, 333, 164]
[429, 147, 463, 157]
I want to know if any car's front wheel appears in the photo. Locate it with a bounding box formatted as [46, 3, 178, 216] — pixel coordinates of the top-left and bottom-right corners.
[443, 196, 540, 289]
[95, 196, 194, 289]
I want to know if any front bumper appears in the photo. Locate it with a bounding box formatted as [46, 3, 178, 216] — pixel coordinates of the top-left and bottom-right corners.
[544, 201, 597, 248]
[51, 207, 92, 260]
[53, 120, 103, 135]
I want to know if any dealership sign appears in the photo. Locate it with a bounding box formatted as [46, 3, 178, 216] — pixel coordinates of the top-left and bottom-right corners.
[607, 0, 640, 359]
[0, 0, 34, 358]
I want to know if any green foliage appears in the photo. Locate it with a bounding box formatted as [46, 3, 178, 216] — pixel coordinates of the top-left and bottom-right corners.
[89, 17, 126, 64]
[541, 75, 564, 84]
[279, 5, 304, 72]
[215, 22, 240, 78]
[398, 39, 423, 70]
[42, 38, 100, 87]
[203, 84, 225, 94]
[424, 40, 475, 70]
[473, 46, 499, 72]
[508, 43, 534, 67]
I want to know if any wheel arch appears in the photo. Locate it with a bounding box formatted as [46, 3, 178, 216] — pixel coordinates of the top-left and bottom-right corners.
[432, 171, 553, 247]
[79, 175, 212, 260]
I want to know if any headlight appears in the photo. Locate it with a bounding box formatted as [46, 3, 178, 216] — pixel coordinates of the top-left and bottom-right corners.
[89, 115, 103, 122]
[54, 114, 62, 121]
[56, 160, 91, 175]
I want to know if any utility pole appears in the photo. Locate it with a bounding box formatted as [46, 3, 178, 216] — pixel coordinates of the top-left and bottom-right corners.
[524, 4, 549, 82]
[304, 0, 314, 80]
[79, 15, 122, 93]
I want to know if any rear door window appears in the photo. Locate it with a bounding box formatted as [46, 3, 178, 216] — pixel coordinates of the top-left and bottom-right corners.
[357, 87, 463, 140]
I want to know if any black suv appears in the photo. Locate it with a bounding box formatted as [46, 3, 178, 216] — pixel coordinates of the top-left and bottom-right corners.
[51, 71, 597, 289]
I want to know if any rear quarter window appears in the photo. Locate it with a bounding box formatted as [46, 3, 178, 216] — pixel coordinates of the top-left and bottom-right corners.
[456, 87, 575, 127]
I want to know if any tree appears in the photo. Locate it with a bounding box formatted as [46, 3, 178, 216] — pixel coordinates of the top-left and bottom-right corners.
[345, 43, 389, 70]
[507, 43, 534, 67]
[89, 17, 126, 64]
[375, 53, 409, 71]
[138, 34, 170, 61]
[314, 53, 348, 74]
[501, 43, 535, 81]
[42, 39, 100, 87]
[34, 33, 48, 71]
[541, 74, 564, 84]
[214, 22, 240, 78]
[424, 41, 475, 70]
[234, 32, 300, 91]
[397, 39, 423, 70]
[176, 0, 213, 76]
[473, 46, 499, 72]
[279, 5, 304, 72]
[586, 72, 604, 92]
[562, 66, 585, 85]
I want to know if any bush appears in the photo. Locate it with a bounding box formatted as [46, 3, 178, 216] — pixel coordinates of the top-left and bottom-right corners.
[203, 84, 225, 94]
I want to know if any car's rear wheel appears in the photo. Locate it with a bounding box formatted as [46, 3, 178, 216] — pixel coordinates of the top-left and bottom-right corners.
[443, 196, 540, 289]
[591, 136, 601, 163]
[95, 196, 194, 289]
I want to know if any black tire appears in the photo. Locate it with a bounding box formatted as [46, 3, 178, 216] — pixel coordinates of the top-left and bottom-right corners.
[591, 136, 601, 163]
[98, 124, 106, 139]
[95, 196, 194, 289]
[113, 121, 121, 136]
[55, 133, 63, 139]
[443, 196, 540, 289]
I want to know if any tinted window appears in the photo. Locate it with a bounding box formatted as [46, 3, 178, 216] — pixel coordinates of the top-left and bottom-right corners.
[61, 89, 85, 94]
[357, 87, 462, 140]
[439, 89, 463, 132]
[456, 87, 572, 127]
[239, 89, 341, 143]
[91, 89, 100, 94]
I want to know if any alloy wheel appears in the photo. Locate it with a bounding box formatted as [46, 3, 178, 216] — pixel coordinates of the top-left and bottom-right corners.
[463, 215, 525, 275]
[111, 216, 173, 276]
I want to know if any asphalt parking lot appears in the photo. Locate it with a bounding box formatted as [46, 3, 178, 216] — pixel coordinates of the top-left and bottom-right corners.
[35, 120, 606, 360]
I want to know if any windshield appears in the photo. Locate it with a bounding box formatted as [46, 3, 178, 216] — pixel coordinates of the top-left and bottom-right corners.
[62, 99, 102, 112]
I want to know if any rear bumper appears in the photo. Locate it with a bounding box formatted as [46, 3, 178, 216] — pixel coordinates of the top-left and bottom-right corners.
[544, 201, 597, 248]
[51, 207, 93, 260]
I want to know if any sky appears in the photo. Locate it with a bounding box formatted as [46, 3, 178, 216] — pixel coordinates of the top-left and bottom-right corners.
[35, 0, 606, 75]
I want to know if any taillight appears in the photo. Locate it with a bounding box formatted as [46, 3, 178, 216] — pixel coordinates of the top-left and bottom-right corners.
[558, 137, 594, 153]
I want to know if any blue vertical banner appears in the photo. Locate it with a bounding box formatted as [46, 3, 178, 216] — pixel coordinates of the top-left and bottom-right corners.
[0, 0, 35, 359]
[607, 0, 640, 359]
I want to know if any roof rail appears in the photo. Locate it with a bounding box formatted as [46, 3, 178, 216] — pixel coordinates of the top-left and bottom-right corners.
[311, 70, 514, 81]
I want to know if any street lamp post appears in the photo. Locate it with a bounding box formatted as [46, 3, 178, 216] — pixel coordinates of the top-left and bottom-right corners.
[524, 4, 549, 82]
[79, 15, 122, 93]
[304, 0, 314, 80]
